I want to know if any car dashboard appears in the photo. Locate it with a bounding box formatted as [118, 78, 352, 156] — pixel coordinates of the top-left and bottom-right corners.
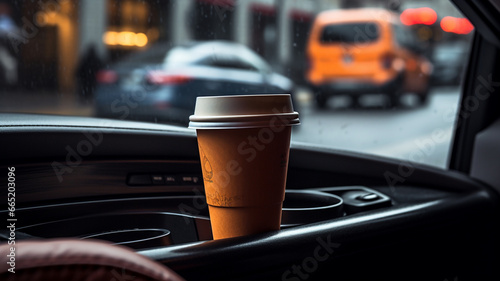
[1, 113, 499, 281]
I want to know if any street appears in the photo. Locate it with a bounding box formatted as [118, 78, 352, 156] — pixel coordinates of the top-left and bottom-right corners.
[292, 87, 460, 168]
[1, 86, 460, 169]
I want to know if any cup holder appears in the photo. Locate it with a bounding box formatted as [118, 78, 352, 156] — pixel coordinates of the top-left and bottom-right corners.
[282, 190, 343, 225]
[82, 228, 172, 250]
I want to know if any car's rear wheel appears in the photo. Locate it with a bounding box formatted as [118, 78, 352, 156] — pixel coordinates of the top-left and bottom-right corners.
[316, 95, 327, 109]
[314, 91, 328, 109]
[387, 89, 401, 108]
[418, 93, 429, 105]
[387, 74, 405, 108]
[417, 85, 430, 106]
[351, 95, 362, 108]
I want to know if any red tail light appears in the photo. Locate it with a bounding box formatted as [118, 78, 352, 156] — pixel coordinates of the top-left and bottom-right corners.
[96, 70, 118, 84]
[146, 71, 192, 85]
[381, 53, 394, 70]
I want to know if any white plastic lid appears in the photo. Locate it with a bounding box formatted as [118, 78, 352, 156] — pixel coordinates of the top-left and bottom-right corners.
[189, 94, 300, 129]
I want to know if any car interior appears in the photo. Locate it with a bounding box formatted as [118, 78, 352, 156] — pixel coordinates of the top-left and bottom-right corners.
[2, 0, 500, 280]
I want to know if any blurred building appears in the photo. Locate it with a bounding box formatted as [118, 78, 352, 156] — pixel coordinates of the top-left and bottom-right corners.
[97, 0, 324, 83]
[8, 0, 469, 94]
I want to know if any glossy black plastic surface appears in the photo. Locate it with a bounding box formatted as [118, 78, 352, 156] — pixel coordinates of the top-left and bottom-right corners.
[282, 190, 343, 225]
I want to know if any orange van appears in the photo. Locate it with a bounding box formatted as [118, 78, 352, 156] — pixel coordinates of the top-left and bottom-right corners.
[306, 8, 432, 108]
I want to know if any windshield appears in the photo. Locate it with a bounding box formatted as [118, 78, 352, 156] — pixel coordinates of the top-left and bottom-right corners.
[0, 0, 473, 169]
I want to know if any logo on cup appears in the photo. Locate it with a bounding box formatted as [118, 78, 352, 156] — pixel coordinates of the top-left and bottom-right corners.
[200, 147, 213, 182]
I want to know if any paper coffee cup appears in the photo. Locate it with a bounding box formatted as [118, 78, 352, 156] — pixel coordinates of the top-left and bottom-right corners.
[189, 94, 299, 239]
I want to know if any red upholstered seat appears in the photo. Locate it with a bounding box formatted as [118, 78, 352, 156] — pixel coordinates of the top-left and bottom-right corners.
[0, 239, 185, 281]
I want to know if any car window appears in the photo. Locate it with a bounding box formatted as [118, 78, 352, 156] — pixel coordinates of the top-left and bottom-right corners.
[200, 56, 260, 72]
[320, 23, 380, 44]
[0, 0, 473, 169]
[164, 47, 203, 66]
